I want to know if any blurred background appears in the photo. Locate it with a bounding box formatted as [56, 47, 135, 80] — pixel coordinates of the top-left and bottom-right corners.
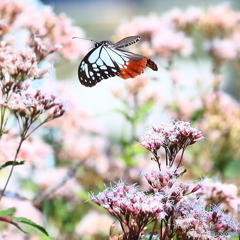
[41, 0, 240, 130]
[1, 0, 240, 239]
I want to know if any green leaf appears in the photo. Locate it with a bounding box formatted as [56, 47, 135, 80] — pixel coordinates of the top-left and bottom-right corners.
[191, 109, 205, 122]
[0, 130, 8, 135]
[10, 216, 49, 236]
[178, 168, 187, 178]
[0, 216, 27, 233]
[0, 161, 25, 170]
[0, 207, 15, 216]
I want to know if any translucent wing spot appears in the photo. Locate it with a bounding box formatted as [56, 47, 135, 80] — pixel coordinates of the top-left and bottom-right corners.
[100, 49, 116, 67]
[108, 50, 125, 65]
[85, 65, 90, 78]
[88, 48, 101, 63]
[100, 65, 107, 70]
[96, 58, 104, 66]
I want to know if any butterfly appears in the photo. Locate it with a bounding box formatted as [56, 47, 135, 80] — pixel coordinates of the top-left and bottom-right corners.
[77, 35, 158, 87]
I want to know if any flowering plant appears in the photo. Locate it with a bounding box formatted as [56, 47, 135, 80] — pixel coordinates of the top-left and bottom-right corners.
[0, 0, 86, 237]
[91, 120, 239, 240]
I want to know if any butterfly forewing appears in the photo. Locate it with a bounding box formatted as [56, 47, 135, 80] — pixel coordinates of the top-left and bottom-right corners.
[113, 36, 141, 49]
[78, 45, 121, 87]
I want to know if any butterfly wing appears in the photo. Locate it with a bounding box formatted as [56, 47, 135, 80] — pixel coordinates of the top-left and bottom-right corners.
[78, 45, 121, 87]
[109, 48, 158, 79]
[78, 38, 158, 87]
[113, 35, 141, 48]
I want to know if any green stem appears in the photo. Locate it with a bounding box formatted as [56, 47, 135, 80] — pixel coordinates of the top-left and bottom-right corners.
[0, 136, 25, 201]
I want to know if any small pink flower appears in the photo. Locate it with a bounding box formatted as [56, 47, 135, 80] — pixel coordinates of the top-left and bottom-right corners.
[23, 5, 89, 62]
[139, 120, 204, 166]
[0, 88, 66, 138]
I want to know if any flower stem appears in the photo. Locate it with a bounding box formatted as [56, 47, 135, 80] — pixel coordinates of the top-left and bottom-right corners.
[0, 136, 25, 201]
[149, 220, 158, 240]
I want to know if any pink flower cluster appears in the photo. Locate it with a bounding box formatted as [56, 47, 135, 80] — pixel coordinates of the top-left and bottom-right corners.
[91, 167, 238, 240]
[116, 3, 240, 66]
[1, 88, 66, 138]
[142, 167, 201, 197]
[0, 0, 88, 63]
[116, 14, 193, 60]
[163, 7, 203, 31]
[0, 0, 24, 35]
[23, 5, 89, 61]
[166, 3, 240, 64]
[0, 40, 48, 90]
[196, 178, 240, 217]
[204, 38, 237, 61]
[174, 200, 239, 240]
[139, 120, 204, 166]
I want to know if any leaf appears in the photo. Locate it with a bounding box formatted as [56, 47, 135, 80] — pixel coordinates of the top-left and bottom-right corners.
[0, 130, 8, 135]
[0, 161, 25, 170]
[0, 216, 27, 234]
[10, 217, 49, 236]
[178, 168, 187, 178]
[191, 109, 205, 122]
[0, 207, 15, 216]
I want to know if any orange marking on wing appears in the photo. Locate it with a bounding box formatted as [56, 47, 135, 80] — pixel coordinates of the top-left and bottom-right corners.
[118, 57, 148, 79]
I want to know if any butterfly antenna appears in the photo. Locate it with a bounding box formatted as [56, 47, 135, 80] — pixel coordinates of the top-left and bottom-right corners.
[72, 37, 98, 44]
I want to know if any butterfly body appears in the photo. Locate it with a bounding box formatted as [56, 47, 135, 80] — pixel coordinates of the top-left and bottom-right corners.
[78, 36, 158, 87]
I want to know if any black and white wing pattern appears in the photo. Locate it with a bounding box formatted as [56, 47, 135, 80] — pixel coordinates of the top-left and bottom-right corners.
[78, 43, 121, 87]
[78, 35, 158, 87]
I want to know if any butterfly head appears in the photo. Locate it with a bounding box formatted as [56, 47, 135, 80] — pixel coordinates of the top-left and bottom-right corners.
[95, 41, 114, 48]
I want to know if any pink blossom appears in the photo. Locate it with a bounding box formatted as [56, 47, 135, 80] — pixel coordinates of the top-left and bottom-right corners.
[163, 6, 203, 31]
[200, 3, 240, 35]
[196, 178, 240, 217]
[0, 42, 48, 91]
[152, 29, 193, 59]
[0, 0, 24, 35]
[116, 14, 161, 39]
[174, 199, 239, 239]
[91, 168, 238, 239]
[23, 5, 89, 61]
[204, 38, 237, 60]
[139, 120, 204, 165]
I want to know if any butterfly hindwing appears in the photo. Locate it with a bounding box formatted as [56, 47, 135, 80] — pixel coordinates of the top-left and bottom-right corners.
[78, 45, 121, 87]
[110, 48, 148, 79]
